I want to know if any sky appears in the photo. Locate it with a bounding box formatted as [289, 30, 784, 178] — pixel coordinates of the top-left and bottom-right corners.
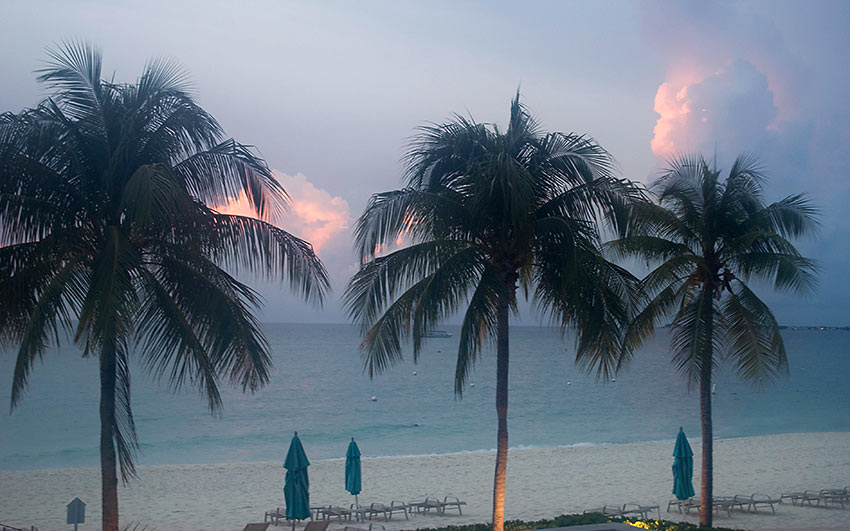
[2, 0, 849, 325]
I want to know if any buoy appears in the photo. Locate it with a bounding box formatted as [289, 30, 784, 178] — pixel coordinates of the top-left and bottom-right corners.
[567, 381, 571, 385]
[470, 383, 475, 387]
[413, 371, 417, 376]
[611, 378, 616, 382]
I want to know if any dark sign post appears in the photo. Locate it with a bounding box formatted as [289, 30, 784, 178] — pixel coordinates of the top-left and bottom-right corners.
[66, 497, 85, 531]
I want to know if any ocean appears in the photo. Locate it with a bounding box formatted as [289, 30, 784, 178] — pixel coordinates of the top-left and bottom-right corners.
[1, 323, 849, 470]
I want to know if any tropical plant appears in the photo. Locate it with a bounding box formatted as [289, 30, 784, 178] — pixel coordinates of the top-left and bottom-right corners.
[611, 154, 817, 527]
[0, 43, 329, 531]
[344, 93, 643, 531]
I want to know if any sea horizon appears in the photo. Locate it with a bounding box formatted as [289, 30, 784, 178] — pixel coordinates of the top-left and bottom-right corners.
[2, 323, 848, 472]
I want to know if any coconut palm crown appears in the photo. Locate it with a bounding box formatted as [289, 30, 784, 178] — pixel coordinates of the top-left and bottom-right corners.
[611, 154, 818, 527]
[0, 43, 328, 531]
[344, 93, 644, 531]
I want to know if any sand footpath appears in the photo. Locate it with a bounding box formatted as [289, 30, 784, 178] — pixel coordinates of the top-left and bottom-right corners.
[1, 431, 849, 530]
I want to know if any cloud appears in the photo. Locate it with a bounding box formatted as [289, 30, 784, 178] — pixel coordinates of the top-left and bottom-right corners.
[215, 171, 352, 255]
[651, 59, 778, 159]
[640, 0, 850, 325]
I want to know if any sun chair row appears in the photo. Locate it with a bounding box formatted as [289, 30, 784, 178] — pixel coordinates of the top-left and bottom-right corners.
[780, 487, 849, 508]
[408, 496, 466, 515]
[667, 494, 780, 517]
[252, 521, 330, 531]
[583, 502, 660, 520]
[282, 495, 466, 524]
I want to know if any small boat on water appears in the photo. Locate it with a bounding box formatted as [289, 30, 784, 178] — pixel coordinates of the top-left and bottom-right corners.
[422, 330, 452, 338]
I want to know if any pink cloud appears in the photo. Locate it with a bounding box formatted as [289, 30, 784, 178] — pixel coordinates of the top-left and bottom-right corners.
[214, 171, 351, 255]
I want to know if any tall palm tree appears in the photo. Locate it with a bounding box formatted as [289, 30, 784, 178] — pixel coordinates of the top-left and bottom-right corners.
[344, 93, 643, 531]
[612, 154, 817, 527]
[0, 43, 329, 531]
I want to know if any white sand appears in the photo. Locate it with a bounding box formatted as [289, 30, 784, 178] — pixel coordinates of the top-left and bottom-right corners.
[1, 432, 849, 531]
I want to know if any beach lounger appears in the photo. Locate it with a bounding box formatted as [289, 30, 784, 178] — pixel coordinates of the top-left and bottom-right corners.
[668, 498, 699, 514]
[780, 491, 805, 505]
[406, 498, 429, 514]
[682, 498, 702, 515]
[583, 505, 625, 517]
[819, 489, 847, 508]
[323, 505, 353, 520]
[744, 493, 781, 513]
[711, 496, 738, 517]
[265, 507, 286, 525]
[410, 497, 445, 514]
[622, 502, 660, 519]
[366, 502, 408, 520]
[439, 496, 466, 515]
[243, 524, 270, 531]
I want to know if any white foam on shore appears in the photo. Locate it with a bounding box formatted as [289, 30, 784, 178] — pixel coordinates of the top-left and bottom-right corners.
[2, 432, 849, 531]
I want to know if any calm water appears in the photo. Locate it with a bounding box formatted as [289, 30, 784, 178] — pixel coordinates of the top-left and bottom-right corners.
[1, 324, 848, 470]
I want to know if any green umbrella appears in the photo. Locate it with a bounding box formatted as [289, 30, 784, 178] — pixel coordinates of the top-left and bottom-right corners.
[284, 432, 311, 529]
[345, 438, 362, 506]
[672, 427, 695, 500]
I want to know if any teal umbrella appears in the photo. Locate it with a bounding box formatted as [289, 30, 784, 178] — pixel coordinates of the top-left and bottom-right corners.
[345, 438, 362, 506]
[284, 432, 311, 530]
[672, 427, 695, 500]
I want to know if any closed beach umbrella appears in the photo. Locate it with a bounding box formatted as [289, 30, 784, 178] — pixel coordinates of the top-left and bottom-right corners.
[672, 427, 695, 500]
[284, 432, 311, 530]
[345, 438, 362, 506]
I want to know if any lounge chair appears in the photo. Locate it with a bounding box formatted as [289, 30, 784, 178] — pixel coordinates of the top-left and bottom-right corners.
[743, 493, 781, 513]
[583, 505, 625, 517]
[780, 491, 805, 505]
[244, 524, 270, 531]
[622, 502, 660, 519]
[264, 508, 285, 525]
[406, 498, 429, 514]
[711, 496, 737, 517]
[323, 505, 353, 520]
[409, 497, 444, 514]
[439, 496, 466, 515]
[682, 498, 701, 514]
[366, 501, 408, 520]
[667, 498, 698, 514]
[819, 489, 847, 508]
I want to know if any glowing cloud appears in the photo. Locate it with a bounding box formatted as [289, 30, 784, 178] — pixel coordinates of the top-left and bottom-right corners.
[215, 171, 351, 255]
[650, 60, 778, 160]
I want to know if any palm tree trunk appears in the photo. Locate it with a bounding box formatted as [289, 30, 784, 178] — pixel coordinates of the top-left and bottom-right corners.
[100, 349, 120, 531]
[699, 292, 714, 528]
[492, 295, 510, 531]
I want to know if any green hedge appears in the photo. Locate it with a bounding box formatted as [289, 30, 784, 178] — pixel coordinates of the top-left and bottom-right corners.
[402, 512, 744, 531]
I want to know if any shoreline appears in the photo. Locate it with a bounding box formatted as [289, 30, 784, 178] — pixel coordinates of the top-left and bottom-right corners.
[5, 427, 850, 473]
[1, 431, 849, 530]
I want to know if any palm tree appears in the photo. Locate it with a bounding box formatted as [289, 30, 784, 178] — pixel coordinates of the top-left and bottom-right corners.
[344, 93, 643, 531]
[0, 43, 329, 531]
[612, 154, 817, 527]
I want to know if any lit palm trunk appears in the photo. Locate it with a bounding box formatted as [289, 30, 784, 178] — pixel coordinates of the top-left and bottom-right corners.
[492, 295, 510, 531]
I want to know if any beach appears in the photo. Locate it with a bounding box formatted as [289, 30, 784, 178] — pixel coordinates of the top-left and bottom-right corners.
[1, 431, 848, 530]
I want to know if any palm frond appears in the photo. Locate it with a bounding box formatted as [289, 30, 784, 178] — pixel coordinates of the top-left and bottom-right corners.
[454, 266, 502, 395]
[723, 282, 787, 385]
[210, 214, 329, 305]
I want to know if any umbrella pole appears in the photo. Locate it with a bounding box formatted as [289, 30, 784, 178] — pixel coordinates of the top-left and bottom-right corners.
[355, 494, 359, 507]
